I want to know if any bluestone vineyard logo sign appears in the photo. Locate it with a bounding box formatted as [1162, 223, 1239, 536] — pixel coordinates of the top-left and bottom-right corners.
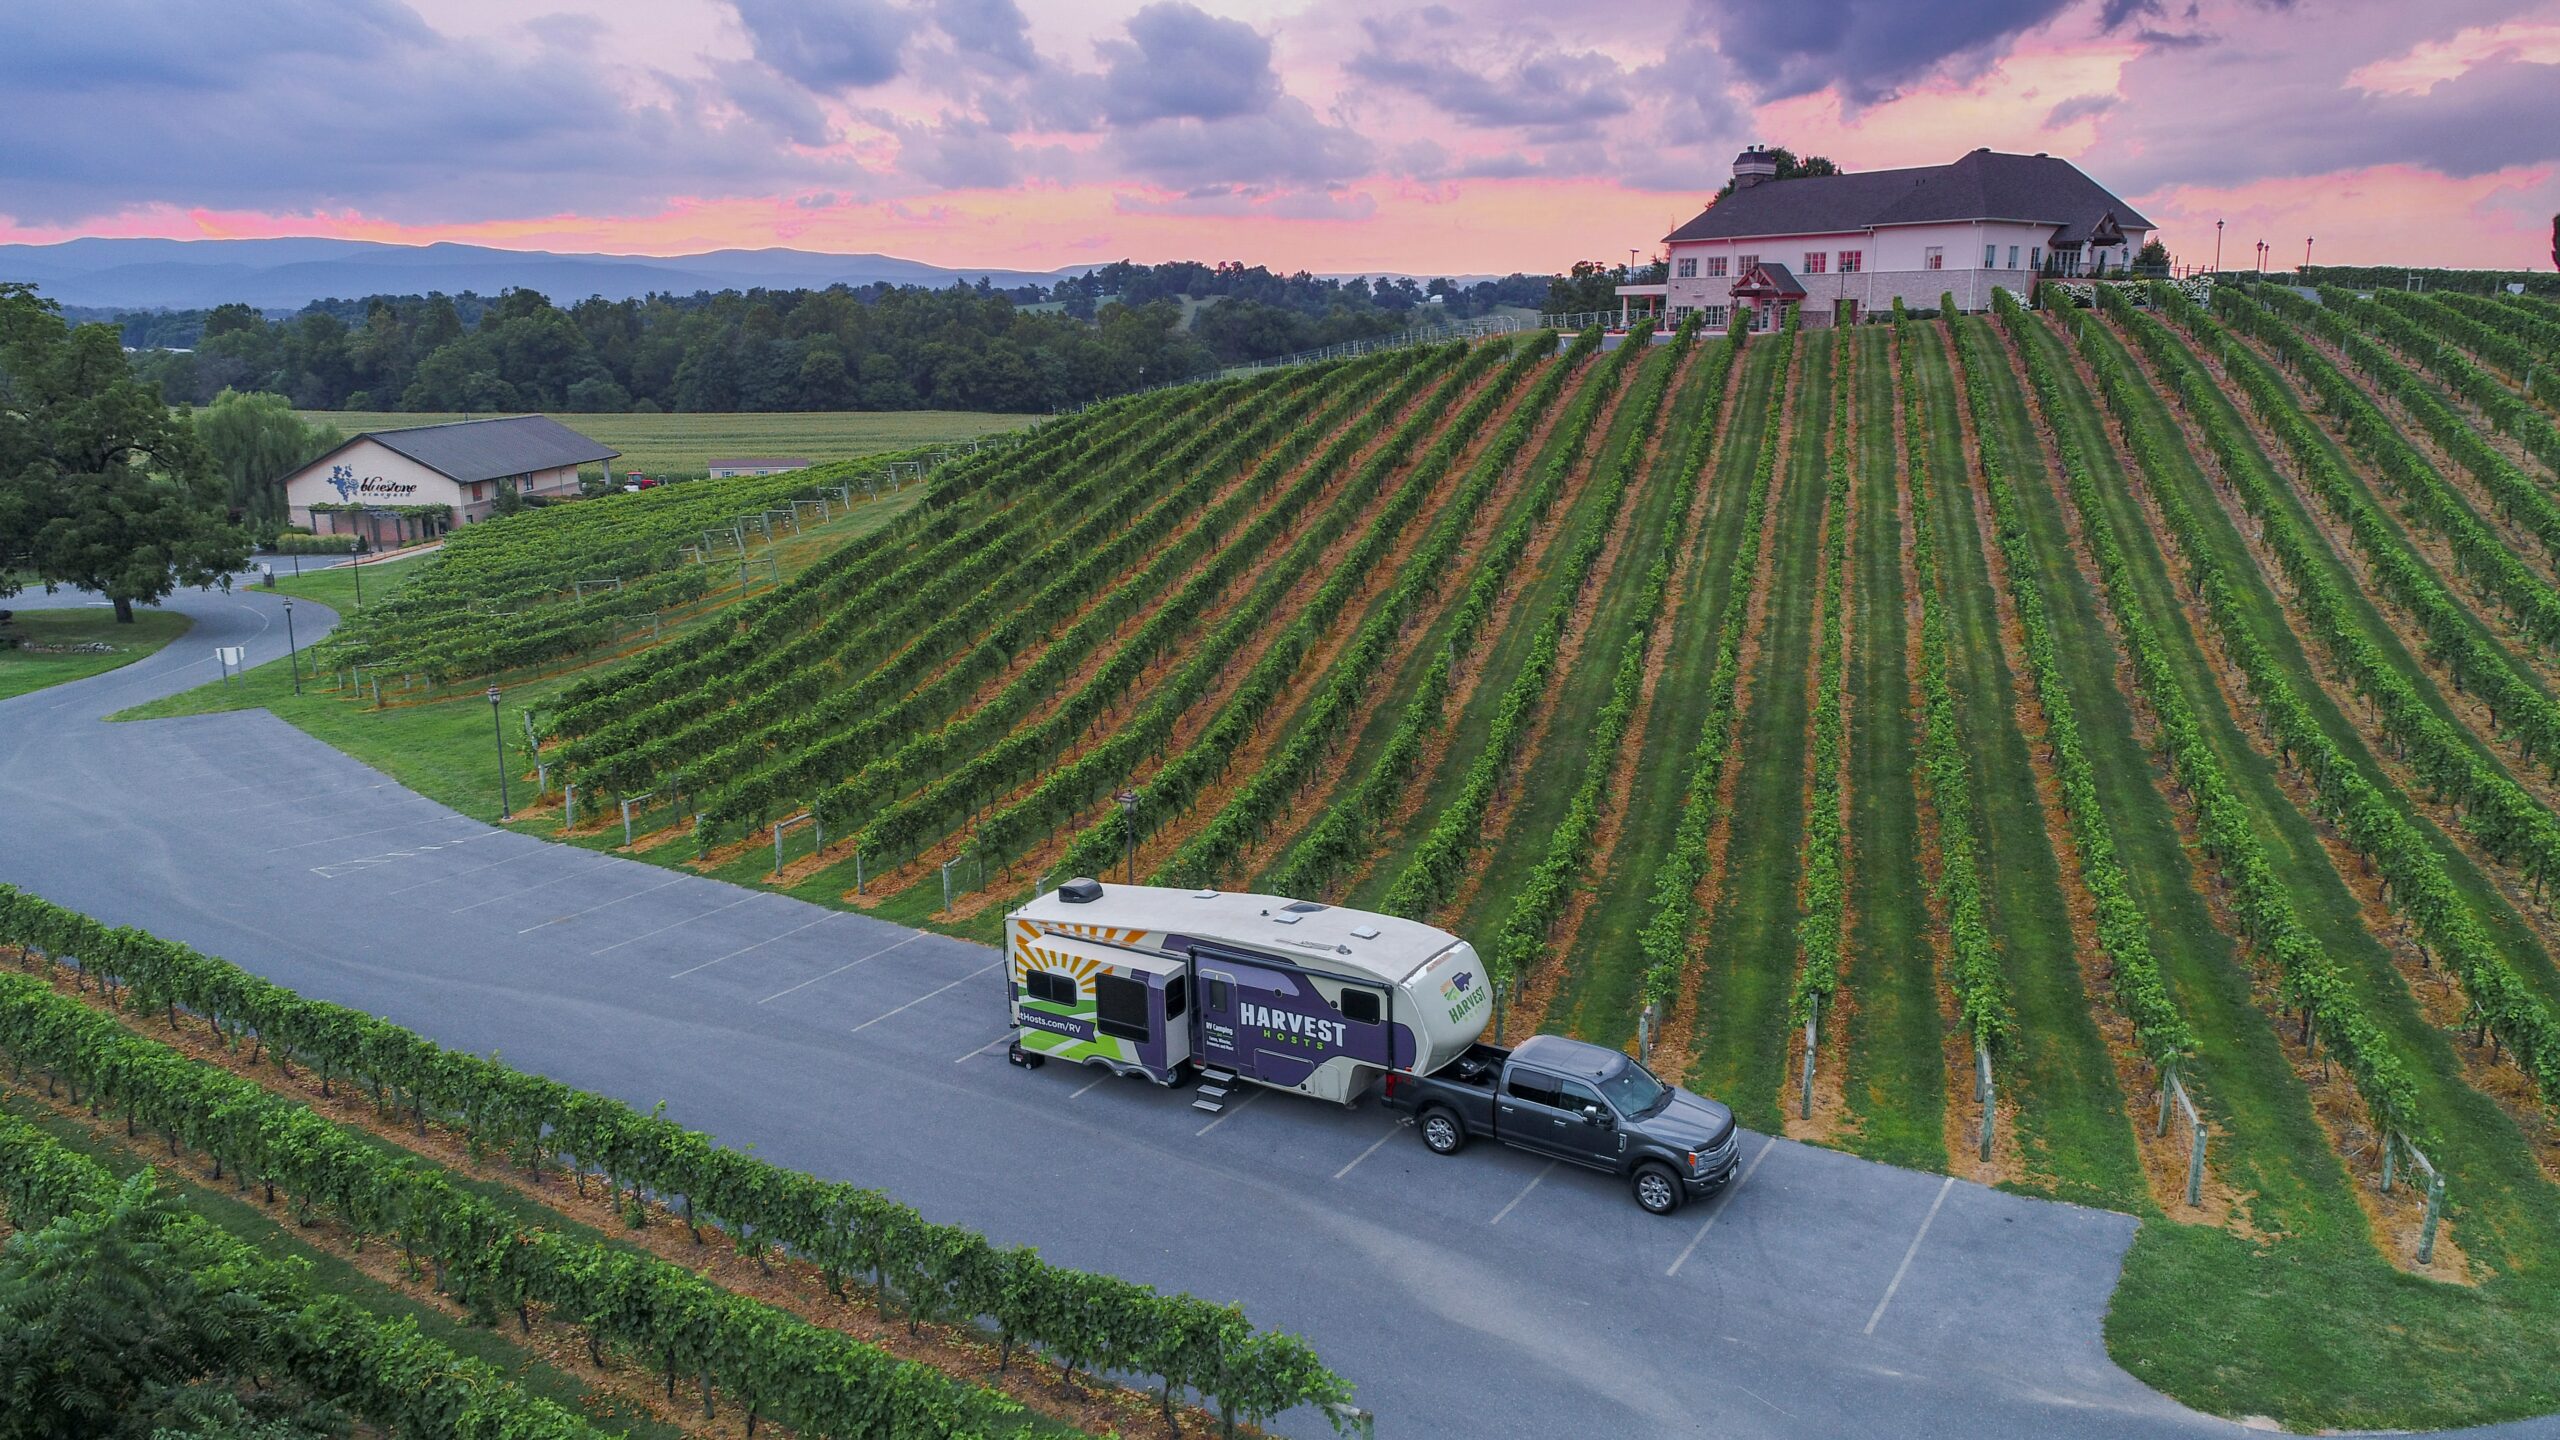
[326, 464, 420, 501]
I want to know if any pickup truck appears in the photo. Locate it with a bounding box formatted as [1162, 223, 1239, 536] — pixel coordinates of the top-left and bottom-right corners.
[1379, 1034, 1742, 1214]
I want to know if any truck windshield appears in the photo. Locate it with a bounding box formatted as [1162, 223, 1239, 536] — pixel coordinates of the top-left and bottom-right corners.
[1600, 1062, 1671, 1117]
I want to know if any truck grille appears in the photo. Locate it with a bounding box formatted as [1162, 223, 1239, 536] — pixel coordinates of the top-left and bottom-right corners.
[1696, 1131, 1738, 1173]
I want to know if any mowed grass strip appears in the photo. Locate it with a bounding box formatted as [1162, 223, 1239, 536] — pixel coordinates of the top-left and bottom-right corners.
[1683, 326, 1820, 1125]
[302, 409, 1026, 479]
[0, 606, 192, 703]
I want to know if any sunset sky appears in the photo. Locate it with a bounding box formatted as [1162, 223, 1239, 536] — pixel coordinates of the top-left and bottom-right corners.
[5, 0, 2557, 274]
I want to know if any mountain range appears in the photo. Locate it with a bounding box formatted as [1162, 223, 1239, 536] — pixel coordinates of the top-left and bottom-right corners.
[0, 238, 1101, 311]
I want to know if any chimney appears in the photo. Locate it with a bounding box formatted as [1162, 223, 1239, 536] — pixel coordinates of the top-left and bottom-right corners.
[1731, 144, 1778, 192]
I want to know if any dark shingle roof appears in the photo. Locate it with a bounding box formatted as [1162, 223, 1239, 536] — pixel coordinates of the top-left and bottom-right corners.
[363, 416, 617, 484]
[1734, 262, 1807, 298]
[1665, 150, 2153, 248]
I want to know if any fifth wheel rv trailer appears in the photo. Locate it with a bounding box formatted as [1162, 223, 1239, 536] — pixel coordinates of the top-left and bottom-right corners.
[1003, 878, 1492, 1105]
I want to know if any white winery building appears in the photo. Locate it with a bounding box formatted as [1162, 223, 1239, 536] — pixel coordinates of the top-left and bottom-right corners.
[282, 415, 618, 547]
[1620, 146, 2155, 330]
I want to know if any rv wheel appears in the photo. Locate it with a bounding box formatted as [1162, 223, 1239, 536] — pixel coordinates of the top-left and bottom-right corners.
[1633, 1164, 1683, 1216]
[1419, 1109, 1466, 1155]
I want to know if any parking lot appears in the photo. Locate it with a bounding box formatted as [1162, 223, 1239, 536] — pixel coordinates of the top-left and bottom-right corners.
[0, 581, 2353, 1439]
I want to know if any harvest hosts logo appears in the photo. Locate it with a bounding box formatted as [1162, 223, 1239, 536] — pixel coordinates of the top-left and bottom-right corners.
[325, 464, 419, 501]
[1442, 969, 1488, 1024]
[1238, 1001, 1347, 1050]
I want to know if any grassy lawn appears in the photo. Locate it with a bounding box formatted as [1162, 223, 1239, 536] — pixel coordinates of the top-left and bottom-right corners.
[300, 409, 1027, 479]
[0, 607, 192, 702]
[0, 1086, 686, 1440]
[1837, 324, 1944, 1171]
[1683, 335, 1823, 1126]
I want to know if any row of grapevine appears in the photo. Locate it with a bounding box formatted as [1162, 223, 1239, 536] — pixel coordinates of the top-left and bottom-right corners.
[802, 351, 1440, 854]
[1484, 316, 1727, 990]
[2115, 290, 2560, 1109]
[1633, 317, 1795, 1011]
[1975, 292, 2198, 1064]
[546, 382, 1213, 745]
[2427, 289, 2560, 397]
[558, 379, 1269, 795]
[1907, 297, 2012, 1050]
[2054, 297, 2425, 1132]
[0, 888, 1355, 1431]
[1155, 329, 1567, 887]
[1788, 318, 1854, 1025]
[848, 344, 1477, 876]
[2245, 284, 2560, 612]
[0, 1110, 613, 1439]
[2162, 286, 2560, 876]
[1042, 337, 1541, 885]
[665, 368, 1361, 834]
[1265, 327, 1611, 897]
[1375, 322, 1673, 923]
[2367, 290, 2560, 471]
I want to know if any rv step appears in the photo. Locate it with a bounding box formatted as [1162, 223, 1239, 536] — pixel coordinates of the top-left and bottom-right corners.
[1196, 1084, 1229, 1101]
[1191, 1097, 1224, 1113]
[1200, 1067, 1237, 1084]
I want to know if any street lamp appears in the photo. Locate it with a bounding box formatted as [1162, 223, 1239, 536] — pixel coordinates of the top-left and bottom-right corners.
[2304, 236, 2314, 273]
[2214, 219, 2224, 273]
[488, 685, 512, 822]
[1115, 789, 1139, 887]
[282, 598, 301, 697]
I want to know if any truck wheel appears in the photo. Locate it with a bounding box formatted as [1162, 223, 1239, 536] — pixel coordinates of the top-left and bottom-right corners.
[1419, 1108, 1466, 1156]
[1633, 1164, 1683, 1216]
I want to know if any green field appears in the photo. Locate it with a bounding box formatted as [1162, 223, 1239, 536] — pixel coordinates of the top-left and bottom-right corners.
[127, 287, 2560, 1431]
[297, 408, 1026, 477]
[0, 607, 191, 702]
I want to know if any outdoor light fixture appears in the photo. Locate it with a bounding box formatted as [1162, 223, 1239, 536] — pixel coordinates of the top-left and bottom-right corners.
[283, 598, 301, 697]
[489, 685, 511, 822]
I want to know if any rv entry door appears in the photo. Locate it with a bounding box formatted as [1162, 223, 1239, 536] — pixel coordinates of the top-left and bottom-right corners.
[1196, 966, 1241, 1068]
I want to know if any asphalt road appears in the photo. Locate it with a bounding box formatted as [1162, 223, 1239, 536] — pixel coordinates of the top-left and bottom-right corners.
[3, 579, 2553, 1440]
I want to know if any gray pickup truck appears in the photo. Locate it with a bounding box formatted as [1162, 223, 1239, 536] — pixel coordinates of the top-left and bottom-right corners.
[1378, 1034, 1742, 1214]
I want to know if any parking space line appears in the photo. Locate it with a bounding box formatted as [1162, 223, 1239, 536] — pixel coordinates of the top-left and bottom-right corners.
[849, 961, 999, 1033]
[386, 851, 524, 895]
[1489, 1160, 1557, 1225]
[1331, 1127, 1399, 1180]
[754, 931, 922, 1001]
[267, 814, 476, 853]
[450, 857, 621, 912]
[589, 895, 759, 955]
[671, 912, 840, 980]
[1667, 1135, 1777, 1277]
[1195, 1087, 1262, 1135]
[1070, 1072, 1112, 1098]
[1864, 1175, 1954, 1335]
[516, 875, 689, 933]
[954, 1034, 1013, 1064]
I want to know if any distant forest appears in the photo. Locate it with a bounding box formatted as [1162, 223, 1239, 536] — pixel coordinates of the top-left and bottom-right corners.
[100, 261, 1563, 415]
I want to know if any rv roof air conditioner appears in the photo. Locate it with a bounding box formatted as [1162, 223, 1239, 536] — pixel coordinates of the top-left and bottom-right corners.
[1057, 877, 1104, 904]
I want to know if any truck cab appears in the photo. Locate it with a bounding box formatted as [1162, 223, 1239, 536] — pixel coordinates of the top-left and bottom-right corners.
[1380, 1035, 1741, 1214]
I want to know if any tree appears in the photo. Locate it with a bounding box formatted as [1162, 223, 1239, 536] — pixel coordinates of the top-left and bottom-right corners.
[0, 284, 249, 621]
[1545, 260, 1627, 314]
[1712, 147, 1841, 201]
[193, 389, 339, 535]
[2137, 239, 2171, 272]
[0, 1176, 342, 1440]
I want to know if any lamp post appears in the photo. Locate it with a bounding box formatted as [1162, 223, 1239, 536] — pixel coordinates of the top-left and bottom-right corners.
[282, 598, 301, 697]
[488, 685, 512, 822]
[2214, 219, 2224, 273]
[349, 533, 364, 609]
[1115, 789, 1138, 887]
[2304, 236, 2314, 273]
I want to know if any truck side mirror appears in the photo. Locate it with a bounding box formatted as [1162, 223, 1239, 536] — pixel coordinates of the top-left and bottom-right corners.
[1584, 1105, 1612, 1128]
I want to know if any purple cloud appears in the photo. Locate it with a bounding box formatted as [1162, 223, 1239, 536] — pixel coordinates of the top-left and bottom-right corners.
[1099, 2, 1281, 122]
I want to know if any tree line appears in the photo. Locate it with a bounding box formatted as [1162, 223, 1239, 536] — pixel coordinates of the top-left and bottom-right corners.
[99, 261, 1558, 417]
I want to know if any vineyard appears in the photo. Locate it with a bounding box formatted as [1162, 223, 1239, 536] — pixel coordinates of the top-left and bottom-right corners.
[122, 277, 2560, 1430]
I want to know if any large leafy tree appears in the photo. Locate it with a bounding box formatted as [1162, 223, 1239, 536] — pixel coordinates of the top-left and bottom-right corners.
[1712, 146, 1842, 201]
[193, 388, 340, 536]
[0, 284, 249, 620]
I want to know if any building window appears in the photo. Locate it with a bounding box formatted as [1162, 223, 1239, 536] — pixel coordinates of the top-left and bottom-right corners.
[1673, 304, 1695, 318]
[1839, 251, 1862, 273]
[2030, 247, 2042, 273]
[2007, 245, 2020, 270]
[1925, 247, 1944, 271]
[1338, 989, 1381, 1024]
[1804, 252, 1827, 275]
[1983, 244, 1998, 268]
[1706, 256, 1728, 278]
[1737, 254, 1758, 273]
[1703, 305, 1729, 329]
[1094, 974, 1150, 1042]
[1675, 256, 1698, 279]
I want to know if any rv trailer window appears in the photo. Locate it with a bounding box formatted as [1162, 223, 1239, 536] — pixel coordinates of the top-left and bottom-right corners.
[1094, 974, 1151, 1042]
[1505, 1072, 1561, 1110]
[1339, 988, 1381, 1024]
[1206, 976, 1231, 1013]
[1164, 975, 1188, 1019]
[1025, 969, 1077, 1005]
